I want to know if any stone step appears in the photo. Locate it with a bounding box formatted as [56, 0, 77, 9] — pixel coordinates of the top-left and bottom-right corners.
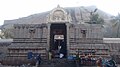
[38, 59, 76, 67]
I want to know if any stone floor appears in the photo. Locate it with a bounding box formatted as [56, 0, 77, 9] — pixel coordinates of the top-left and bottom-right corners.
[1, 64, 120, 67]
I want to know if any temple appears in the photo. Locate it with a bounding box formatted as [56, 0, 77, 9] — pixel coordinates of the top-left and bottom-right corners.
[1, 6, 120, 65]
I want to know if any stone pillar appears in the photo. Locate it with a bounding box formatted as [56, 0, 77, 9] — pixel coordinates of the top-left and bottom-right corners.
[47, 23, 51, 59]
[66, 23, 70, 57]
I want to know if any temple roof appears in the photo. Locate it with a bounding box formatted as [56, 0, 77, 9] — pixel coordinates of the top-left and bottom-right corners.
[3, 6, 112, 28]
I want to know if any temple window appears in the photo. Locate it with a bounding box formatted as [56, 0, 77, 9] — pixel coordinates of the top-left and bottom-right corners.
[81, 30, 87, 38]
[29, 28, 35, 38]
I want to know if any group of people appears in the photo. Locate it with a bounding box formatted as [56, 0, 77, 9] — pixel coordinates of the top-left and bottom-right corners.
[49, 40, 66, 59]
[27, 52, 42, 66]
[76, 54, 117, 67]
[49, 47, 65, 59]
[96, 57, 117, 67]
[76, 56, 97, 66]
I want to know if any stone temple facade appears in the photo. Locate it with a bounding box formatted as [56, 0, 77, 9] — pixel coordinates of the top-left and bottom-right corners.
[6, 6, 110, 63]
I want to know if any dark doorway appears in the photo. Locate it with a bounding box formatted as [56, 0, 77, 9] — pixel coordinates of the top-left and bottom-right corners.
[50, 23, 67, 58]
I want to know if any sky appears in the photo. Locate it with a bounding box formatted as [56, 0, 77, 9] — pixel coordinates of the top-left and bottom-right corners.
[0, 0, 120, 25]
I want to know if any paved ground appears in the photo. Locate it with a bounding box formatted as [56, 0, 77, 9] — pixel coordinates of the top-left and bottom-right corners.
[82, 66, 97, 67]
[1, 64, 120, 67]
[116, 64, 120, 67]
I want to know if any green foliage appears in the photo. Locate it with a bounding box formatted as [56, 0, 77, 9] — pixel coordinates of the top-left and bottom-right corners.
[0, 28, 14, 39]
[86, 13, 104, 24]
[111, 14, 120, 27]
[111, 13, 120, 37]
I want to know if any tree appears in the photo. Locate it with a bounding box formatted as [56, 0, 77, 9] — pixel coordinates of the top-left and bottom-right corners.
[85, 13, 104, 24]
[90, 13, 104, 24]
[82, 8, 104, 24]
[0, 28, 14, 39]
[111, 13, 120, 37]
[0, 30, 4, 39]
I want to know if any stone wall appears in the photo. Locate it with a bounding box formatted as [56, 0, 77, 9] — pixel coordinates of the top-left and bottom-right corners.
[0, 39, 12, 61]
[8, 24, 48, 60]
[68, 24, 109, 57]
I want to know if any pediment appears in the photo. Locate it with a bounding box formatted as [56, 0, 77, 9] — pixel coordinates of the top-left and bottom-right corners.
[47, 5, 71, 23]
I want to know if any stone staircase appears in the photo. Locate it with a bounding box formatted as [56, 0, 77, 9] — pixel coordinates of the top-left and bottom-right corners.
[38, 59, 76, 67]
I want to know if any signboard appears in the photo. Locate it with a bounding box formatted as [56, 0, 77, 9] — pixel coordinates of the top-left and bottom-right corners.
[54, 35, 64, 40]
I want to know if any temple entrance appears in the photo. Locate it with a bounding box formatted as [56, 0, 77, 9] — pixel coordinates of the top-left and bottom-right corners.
[50, 23, 67, 58]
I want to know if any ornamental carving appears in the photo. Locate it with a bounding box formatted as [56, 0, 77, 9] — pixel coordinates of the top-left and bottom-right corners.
[52, 10, 65, 20]
[47, 5, 71, 23]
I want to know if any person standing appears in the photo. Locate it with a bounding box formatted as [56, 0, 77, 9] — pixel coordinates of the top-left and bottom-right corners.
[49, 50, 52, 60]
[96, 57, 102, 67]
[36, 54, 42, 65]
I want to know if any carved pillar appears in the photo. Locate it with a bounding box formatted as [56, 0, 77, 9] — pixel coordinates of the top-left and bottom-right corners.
[66, 23, 70, 56]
